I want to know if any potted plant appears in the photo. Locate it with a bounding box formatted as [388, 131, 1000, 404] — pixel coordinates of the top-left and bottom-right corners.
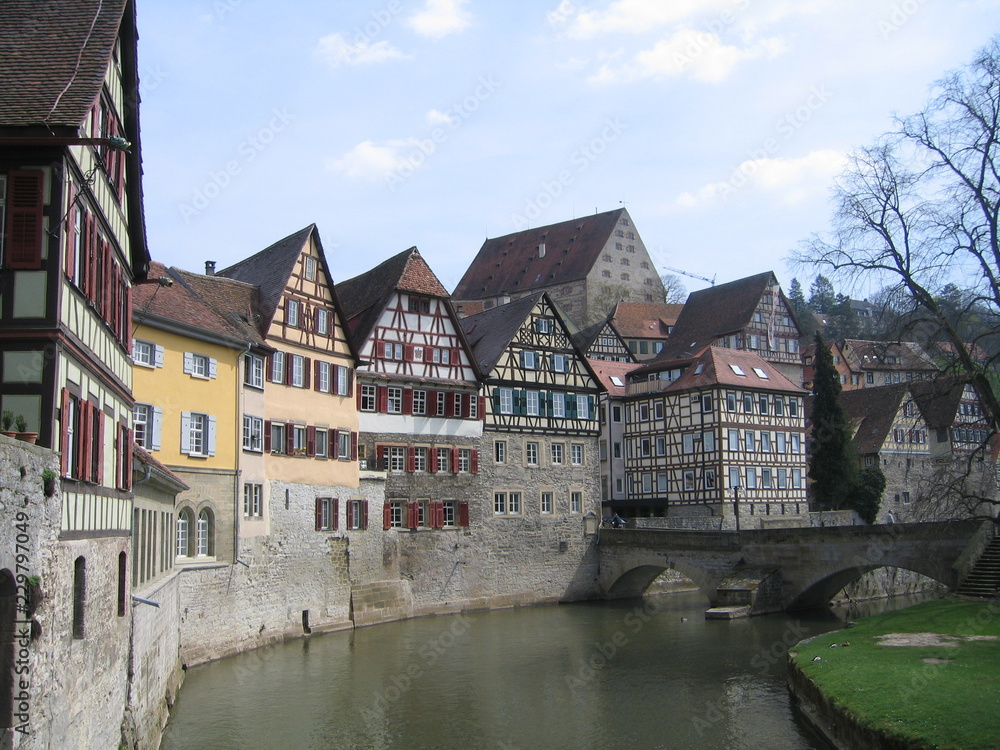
[1, 409, 15, 438]
[14, 415, 37, 445]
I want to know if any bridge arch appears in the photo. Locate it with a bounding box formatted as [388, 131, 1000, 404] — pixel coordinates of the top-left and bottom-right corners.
[787, 561, 952, 611]
[601, 551, 722, 604]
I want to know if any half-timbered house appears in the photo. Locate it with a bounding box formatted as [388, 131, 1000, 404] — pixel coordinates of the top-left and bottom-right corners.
[461, 293, 603, 524]
[335, 247, 481, 531]
[624, 347, 808, 527]
[453, 208, 665, 325]
[655, 272, 804, 384]
[571, 312, 635, 363]
[610, 300, 684, 360]
[588, 358, 638, 507]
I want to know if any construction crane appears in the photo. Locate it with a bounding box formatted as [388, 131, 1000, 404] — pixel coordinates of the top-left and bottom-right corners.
[662, 266, 716, 286]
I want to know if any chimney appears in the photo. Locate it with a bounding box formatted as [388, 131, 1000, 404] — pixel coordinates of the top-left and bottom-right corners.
[205, 261, 216, 276]
[538, 243, 546, 258]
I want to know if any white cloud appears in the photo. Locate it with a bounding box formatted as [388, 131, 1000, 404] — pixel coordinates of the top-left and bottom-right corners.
[408, 0, 472, 39]
[328, 139, 425, 181]
[314, 33, 410, 69]
[674, 149, 847, 208]
[425, 109, 455, 126]
[588, 28, 784, 84]
[557, 0, 729, 39]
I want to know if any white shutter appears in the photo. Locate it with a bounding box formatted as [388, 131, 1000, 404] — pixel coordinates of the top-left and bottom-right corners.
[183, 352, 194, 374]
[209, 358, 218, 379]
[151, 406, 163, 450]
[207, 415, 217, 456]
[180, 412, 191, 454]
[131, 338, 137, 357]
[154, 345, 165, 368]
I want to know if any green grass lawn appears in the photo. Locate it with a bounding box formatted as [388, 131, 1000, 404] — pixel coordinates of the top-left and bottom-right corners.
[793, 598, 1000, 750]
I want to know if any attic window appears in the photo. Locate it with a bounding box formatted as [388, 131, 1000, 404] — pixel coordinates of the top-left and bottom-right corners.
[610, 376, 624, 387]
[729, 364, 746, 376]
[694, 364, 705, 375]
[753, 367, 769, 379]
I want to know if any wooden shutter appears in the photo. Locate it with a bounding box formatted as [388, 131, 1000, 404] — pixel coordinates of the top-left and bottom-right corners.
[151, 406, 163, 450]
[458, 501, 470, 527]
[179, 412, 191, 454]
[183, 352, 194, 374]
[406, 501, 418, 530]
[383, 502, 392, 530]
[332, 499, 339, 530]
[5, 170, 44, 269]
[406, 446, 415, 473]
[263, 420, 272, 453]
[470, 449, 479, 474]
[377, 386, 388, 413]
[207, 416, 217, 457]
[94, 408, 105, 484]
[350, 431, 358, 461]
[285, 354, 294, 385]
[428, 448, 437, 474]
[306, 426, 316, 457]
[444, 393, 454, 418]
[64, 183, 77, 280]
[479, 395, 486, 421]
[285, 423, 295, 455]
[315, 498, 324, 531]
[346, 500, 354, 530]
[451, 447, 460, 474]
[266, 354, 275, 383]
[462, 393, 472, 418]
[123, 427, 133, 491]
[60, 388, 71, 476]
[78, 401, 92, 481]
[402, 389, 413, 415]
[303, 358, 311, 389]
[362, 500, 369, 530]
[314, 360, 322, 391]
[346, 368, 354, 398]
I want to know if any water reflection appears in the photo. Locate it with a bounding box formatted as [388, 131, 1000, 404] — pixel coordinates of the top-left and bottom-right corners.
[162, 592, 933, 750]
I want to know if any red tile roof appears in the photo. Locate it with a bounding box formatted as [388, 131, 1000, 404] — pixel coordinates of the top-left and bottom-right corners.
[588, 359, 640, 397]
[611, 301, 684, 338]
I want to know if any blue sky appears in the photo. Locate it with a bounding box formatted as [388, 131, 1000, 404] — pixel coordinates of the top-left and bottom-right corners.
[135, 0, 1000, 298]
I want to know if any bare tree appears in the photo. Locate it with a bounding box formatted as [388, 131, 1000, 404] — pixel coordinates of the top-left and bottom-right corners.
[794, 37, 1000, 433]
[660, 273, 687, 304]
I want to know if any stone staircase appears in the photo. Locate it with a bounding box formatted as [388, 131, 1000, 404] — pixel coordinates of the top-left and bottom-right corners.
[956, 536, 1000, 598]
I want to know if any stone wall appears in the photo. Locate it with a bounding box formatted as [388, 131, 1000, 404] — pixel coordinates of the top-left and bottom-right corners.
[123, 572, 183, 750]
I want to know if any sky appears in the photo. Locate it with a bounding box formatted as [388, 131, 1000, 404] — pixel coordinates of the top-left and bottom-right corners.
[134, 0, 1000, 299]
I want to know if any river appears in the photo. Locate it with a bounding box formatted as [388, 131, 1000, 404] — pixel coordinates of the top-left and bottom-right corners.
[160, 591, 929, 750]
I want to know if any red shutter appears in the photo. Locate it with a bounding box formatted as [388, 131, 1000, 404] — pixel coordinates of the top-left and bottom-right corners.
[347, 500, 354, 530]
[264, 420, 272, 453]
[315, 498, 323, 531]
[64, 183, 77, 280]
[123, 427, 133, 491]
[406, 501, 419, 530]
[314, 360, 322, 391]
[451, 349, 461, 366]
[350, 432, 358, 461]
[383, 502, 392, 530]
[346, 368, 354, 398]
[356, 384, 363, 410]
[77, 401, 91, 482]
[377, 386, 388, 413]
[444, 393, 454, 418]
[285, 354, 294, 385]
[428, 448, 437, 474]
[60, 388, 71, 477]
[5, 171, 44, 269]
[332, 499, 339, 530]
[303, 358, 311, 389]
[471, 449, 479, 474]
[101, 239, 112, 319]
[462, 393, 472, 418]
[362, 500, 369, 530]
[286, 423, 295, 455]
[306, 426, 316, 457]
[94, 408, 104, 484]
[426, 391, 438, 415]
[451, 447, 460, 474]
[266, 355, 275, 383]
[404, 345, 414, 362]
[406, 446, 415, 473]
[332, 429, 339, 457]
[402, 389, 413, 415]
[458, 501, 470, 527]
[433, 501, 444, 529]
[378, 444, 388, 469]
[479, 395, 486, 421]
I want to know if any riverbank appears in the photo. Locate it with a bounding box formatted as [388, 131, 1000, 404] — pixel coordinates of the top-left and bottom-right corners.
[788, 597, 1000, 750]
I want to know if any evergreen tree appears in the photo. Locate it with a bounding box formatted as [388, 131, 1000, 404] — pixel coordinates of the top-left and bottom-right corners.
[851, 467, 886, 524]
[809, 332, 858, 510]
[808, 275, 837, 314]
[787, 278, 806, 319]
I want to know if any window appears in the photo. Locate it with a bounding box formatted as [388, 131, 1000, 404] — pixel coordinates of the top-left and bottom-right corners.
[729, 467, 740, 490]
[792, 469, 802, 489]
[72, 556, 86, 639]
[760, 432, 771, 452]
[774, 398, 784, 417]
[338, 430, 351, 460]
[270, 423, 286, 454]
[387, 387, 403, 414]
[244, 483, 263, 517]
[495, 491, 521, 515]
[683, 471, 695, 491]
[457, 449, 472, 473]
[789, 399, 799, 418]
[271, 352, 286, 384]
[703, 431, 715, 452]
[292, 425, 308, 455]
[535, 318, 552, 334]
[762, 469, 773, 489]
[412, 390, 427, 416]
[316, 362, 332, 393]
[612, 405, 622, 423]
[776, 433, 786, 453]
[683, 434, 694, 454]
[701, 394, 713, 412]
[436, 391, 446, 416]
[777, 469, 787, 489]
[196, 510, 212, 556]
[494, 440, 507, 463]
[348, 499, 368, 530]
[654, 401, 664, 420]
[361, 385, 377, 411]
[316, 308, 329, 335]
[436, 447, 450, 473]
[551, 443, 564, 465]
[181, 412, 215, 457]
[570, 491, 582, 514]
[866, 372, 875, 384]
[571, 444, 583, 465]
[744, 430, 755, 453]
[656, 436, 666, 456]
[408, 297, 430, 313]
[638, 403, 649, 422]
[759, 395, 769, 415]
[388, 501, 404, 529]
[334, 364, 350, 397]
[305, 256, 317, 281]
[413, 447, 427, 472]
[526, 441, 539, 466]
[704, 470, 717, 490]
[541, 492, 554, 514]
[790, 434, 801, 454]
[552, 354, 568, 373]
[291, 355, 305, 388]
[745, 468, 758, 489]
[522, 351, 538, 369]
[743, 393, 754, 413]
[315, 498, 336, 531]
[728, 429, 740, 452]
[184, 352, 215, 379]
[133, 339, 158, 367]
[498, 388, 513, 415]
[315, 429, 328, 458]
[244, 353, 264, 388]
[383, 342, 404, 360]
[242, 415, 263, 452]
[388, 446, 405, 472]
[452, 393, 463, 417]
[286, 298, 300, 327]
[526, 390, 540, 416]
[552, 392, 565, 418]
[576, 395, 591, 420]
[133, 403, 160, 450]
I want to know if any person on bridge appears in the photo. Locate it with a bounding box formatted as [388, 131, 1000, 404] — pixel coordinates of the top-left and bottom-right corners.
[886, 510, 896, 524]
[612, 514, 626, 529]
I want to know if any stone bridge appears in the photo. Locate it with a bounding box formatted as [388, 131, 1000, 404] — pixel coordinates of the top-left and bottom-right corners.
[597, 520, 988, 617]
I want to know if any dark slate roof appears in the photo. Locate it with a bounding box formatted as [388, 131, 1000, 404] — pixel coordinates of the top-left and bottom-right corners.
[653, 271, 780, 362]
[572, 317, 609, 352]
[453, 209, 624, 299]
[460, 294, 541, 373]
[0, 0, 127, 128]
[909, 377, 967, 429]
[217, 225, 315, 331]
[841, 339, 938, 373]
[838, 384, 909, 455]
[336, 247, 448, 347]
